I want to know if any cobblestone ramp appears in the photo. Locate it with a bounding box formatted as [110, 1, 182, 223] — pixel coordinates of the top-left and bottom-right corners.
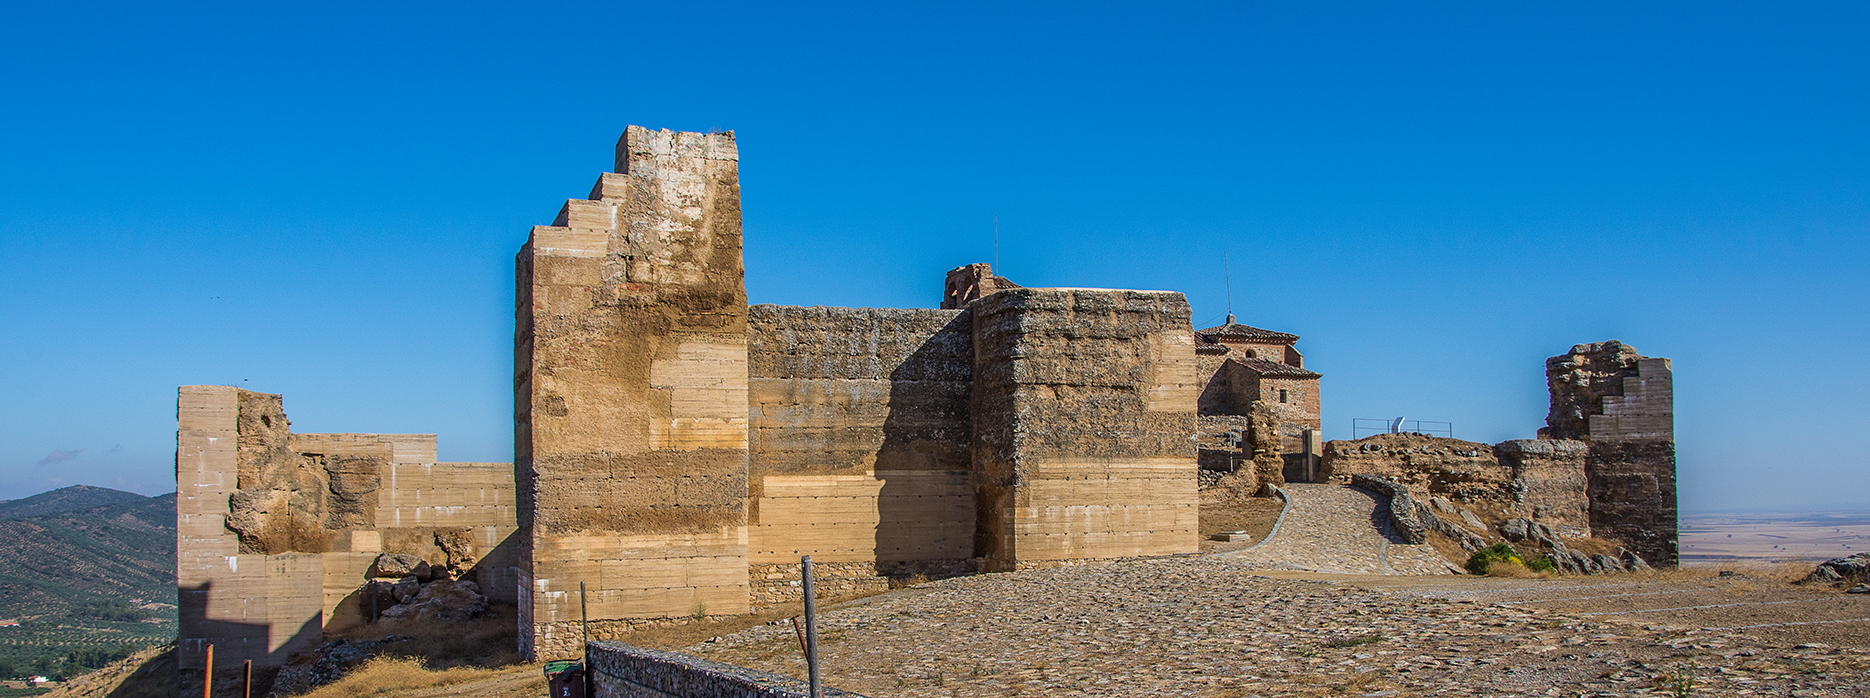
[1221, 483, 1459, 575]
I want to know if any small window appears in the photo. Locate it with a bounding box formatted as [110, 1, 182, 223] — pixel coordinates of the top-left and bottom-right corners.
[1279, 389, 1288, 403]
[1245, 350, 1257, 359]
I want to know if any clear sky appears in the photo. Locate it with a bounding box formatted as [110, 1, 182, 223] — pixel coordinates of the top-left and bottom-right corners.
[1, 2, 1864, 512]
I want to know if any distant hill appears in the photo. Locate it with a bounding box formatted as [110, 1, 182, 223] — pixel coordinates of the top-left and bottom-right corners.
[0, 488, 176, 677]
[0, 485, 149, 520]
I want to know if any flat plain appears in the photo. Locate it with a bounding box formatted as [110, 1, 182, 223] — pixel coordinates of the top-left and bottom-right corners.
[1681, 512, 1870, 566]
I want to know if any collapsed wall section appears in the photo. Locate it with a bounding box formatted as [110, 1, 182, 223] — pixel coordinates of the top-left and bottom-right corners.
[970, 289, 1200, 570]
[176, 386, 519, 675]
[177, 386, 325, 671]
[515, 126, 749, 660]
[1547, 341, 1677, 566]
[1494, 439, 1591, 537]
[1320, 434, 1591, 537]
[745, 305, 975, 607]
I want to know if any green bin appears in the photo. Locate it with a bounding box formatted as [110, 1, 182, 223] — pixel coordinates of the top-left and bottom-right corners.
[544, 659, 586, 698]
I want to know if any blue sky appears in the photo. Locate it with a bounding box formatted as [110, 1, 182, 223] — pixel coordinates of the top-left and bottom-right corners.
[1, 2, 1864, 512]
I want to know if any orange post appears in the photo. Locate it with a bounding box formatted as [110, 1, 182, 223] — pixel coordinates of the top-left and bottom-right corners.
[243, 659, 252, 698]
[202, 644, 213, 698]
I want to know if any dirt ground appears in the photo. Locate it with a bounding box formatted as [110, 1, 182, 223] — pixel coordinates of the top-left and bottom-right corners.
[1198, 471, 1287, 554]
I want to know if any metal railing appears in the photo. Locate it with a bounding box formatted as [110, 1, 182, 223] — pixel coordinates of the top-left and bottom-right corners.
[1351, 418, 1453, 439]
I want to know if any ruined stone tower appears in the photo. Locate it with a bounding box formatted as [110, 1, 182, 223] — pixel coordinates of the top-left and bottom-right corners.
[1543, 341, 1677, 566]
[514, 127, 750, 659]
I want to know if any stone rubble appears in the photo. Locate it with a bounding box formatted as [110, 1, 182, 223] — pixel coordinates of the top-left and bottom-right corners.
[1805, 552, 1870, 587]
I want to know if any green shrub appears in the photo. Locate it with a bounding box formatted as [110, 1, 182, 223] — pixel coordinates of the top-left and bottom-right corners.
[1527, 555, 1557, 573]
[1466, 542, 1526, 575]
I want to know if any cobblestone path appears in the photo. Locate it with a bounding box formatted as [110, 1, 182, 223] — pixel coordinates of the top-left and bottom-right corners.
[1222, 483, 1459, 575]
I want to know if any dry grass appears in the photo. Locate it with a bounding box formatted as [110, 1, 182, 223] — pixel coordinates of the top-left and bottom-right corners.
[1485, 561, 1550, 579]
[330, 602, 521, 669]
[1629, 560, 1814, 585]
[293, 657, 527, 698]
[1199, 474, 1285, 553]
[1563, 536, 1625, 557]
[1424, 530, 1474, 568]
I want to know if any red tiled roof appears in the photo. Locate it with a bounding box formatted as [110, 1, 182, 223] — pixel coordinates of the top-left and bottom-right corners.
[1232, 357, 1321, 378]
[1194, 322, 1298, 344]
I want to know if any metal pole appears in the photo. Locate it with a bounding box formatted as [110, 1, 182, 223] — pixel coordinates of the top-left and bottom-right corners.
[243, 660, 251, 698]
[580, 581, 592, 698]
[801, 556, 822, 698]
[202, 644, 213, 698]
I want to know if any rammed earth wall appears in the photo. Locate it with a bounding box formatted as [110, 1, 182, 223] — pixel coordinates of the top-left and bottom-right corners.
[745, 305, 976, 608]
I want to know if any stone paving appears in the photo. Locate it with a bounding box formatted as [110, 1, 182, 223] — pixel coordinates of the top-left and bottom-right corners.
[1222, 484, 1459, 576]
[688, 556, 1870, 697]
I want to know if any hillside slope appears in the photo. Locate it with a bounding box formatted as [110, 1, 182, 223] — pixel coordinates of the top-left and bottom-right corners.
[0, 485, 148, 521]
[0, 492, 176, 677]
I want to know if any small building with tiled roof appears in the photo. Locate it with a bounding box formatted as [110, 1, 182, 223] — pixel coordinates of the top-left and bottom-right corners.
[1193, 316, 1305, 368]
[1194, 313, 1323, 482]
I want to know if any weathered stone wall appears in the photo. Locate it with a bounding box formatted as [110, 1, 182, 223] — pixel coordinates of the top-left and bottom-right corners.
[1320, 434, 1510, 502]
[1321, 434, 1593, 537]
[970, 288, 1200, 570]
[588, 639, 870, 697]
[176, 386, 519, 671]
[1585, 439, 1678, 565]
[1546, 342, 1677, 566]
[1494, 439, 1591, 537]
[177, 386, 327, 670]
[744, 305, 975, 608]
[515, 126, 750, 659]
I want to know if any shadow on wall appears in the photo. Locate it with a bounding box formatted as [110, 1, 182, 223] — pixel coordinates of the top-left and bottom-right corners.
[177, 580, 319, 695]
[875, 311, 975, 576]
[1352, 486, 1412, 545]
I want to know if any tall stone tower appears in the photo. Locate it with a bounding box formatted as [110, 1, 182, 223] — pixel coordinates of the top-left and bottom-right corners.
[1543, 341, 1677, 566]
[514, 127, 749, 659]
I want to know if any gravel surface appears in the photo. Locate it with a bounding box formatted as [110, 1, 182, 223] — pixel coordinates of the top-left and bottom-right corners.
[685, 484, 1869, 696]
[690, 557, 1870, 697]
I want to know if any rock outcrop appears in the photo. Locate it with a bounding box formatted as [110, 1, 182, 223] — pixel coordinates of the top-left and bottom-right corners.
[1804, 552, 1870, 587]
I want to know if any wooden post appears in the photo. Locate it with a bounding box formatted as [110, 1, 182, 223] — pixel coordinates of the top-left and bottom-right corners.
[243, 660, 251, 698]
[802, 556, 822, 698]
[202, 644, 213, 698]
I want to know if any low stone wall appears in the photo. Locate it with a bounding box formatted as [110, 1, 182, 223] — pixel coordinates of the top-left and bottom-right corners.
[1348, 474, 1426, 544]
[588, 640, 868, 697]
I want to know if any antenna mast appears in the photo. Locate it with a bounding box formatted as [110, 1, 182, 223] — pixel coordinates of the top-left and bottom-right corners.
[1223, 250, 1234, 320]
[993, 213, 1000, 274]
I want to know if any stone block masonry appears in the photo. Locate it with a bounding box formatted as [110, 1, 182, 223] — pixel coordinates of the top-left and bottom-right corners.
[514, 128, 1210, 660]
[515, 126, 750, 660]
[745, 305, 976, 608]
[175, 386, 517, 676]
[970, 288, 1201, 570]
[1547, 341, 1677, 566]
[588, 640, 870, 697]
[1318, 341, 1674, 563]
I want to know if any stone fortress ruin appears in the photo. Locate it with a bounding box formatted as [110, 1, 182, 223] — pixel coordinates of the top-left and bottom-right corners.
[176, 126, 1676, 669]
